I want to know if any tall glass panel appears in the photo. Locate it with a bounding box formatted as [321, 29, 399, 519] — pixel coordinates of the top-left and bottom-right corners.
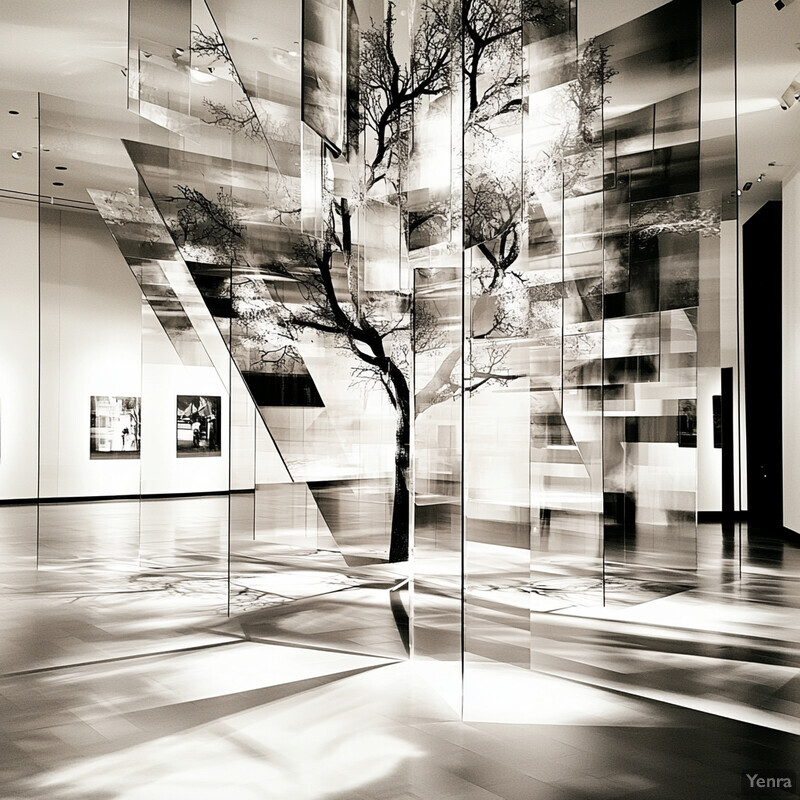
[37, 95, 147, 665]
[599, 0, 702, 598]
[461, 0, 533, 691]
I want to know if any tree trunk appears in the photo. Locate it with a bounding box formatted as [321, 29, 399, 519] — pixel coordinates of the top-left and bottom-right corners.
[388, 399, 410, 562]
[387, 362, 411, 563]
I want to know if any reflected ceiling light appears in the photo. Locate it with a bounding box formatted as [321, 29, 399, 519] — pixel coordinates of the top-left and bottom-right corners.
[272, 47, 301, 71]
[189, 67, 216, 83]
[11, 151, 22, 160]
[743, 181, 753, 191]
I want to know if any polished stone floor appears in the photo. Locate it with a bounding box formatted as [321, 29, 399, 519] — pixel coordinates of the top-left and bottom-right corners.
[0, 500, 798, 799]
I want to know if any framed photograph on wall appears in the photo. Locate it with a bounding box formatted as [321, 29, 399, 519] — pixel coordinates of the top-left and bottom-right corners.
[176, 395, 222, 457]
[302, 0, 346, 155]
[90, 396, 141, 459]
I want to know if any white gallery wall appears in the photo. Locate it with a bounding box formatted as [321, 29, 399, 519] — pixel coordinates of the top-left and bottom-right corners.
[783, 168, 800, 533]
[0, 198, 39, 500]
[32, 203, 254, 500]
[39, 205, 143, 498]
[0, 189, 294, 502]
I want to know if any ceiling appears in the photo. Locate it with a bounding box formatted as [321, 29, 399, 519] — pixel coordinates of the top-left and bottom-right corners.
[1, 0, 799, 223]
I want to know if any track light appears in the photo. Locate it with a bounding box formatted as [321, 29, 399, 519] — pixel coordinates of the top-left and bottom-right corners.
[758, 174, 764, 182]
[776, 0, 795, 9]
[780, 87, 796, 109]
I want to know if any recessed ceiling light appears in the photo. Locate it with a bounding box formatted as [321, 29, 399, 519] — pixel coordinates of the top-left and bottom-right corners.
[189, 67, 216, 84]
[52, 181, 64, 187]
[8, 110, 19, 115]
[11, 151, 22, 160]
[55, 165, 67, 170]
[174, 47, 185, 55]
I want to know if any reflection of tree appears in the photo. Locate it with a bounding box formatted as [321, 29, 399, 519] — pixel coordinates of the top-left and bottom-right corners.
[202, 98, 262, 139]
[168, 186, 245, 266]
[528, 38, 615, 198]
[464, 0, 523, 124]
[632, 193, 721, 241]
[464, 153, 522, 286]
[360, 0, 453, 192]
[415, 342, 521, 416]
[191, 25, 244, 89]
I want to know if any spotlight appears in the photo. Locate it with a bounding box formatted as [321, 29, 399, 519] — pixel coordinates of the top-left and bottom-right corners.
[757, 174, 764, 182]
[743, 181, 753, 191]
[780, 87, 796, 109]
[737, 188, 743, 196]
[11, 151, 22, 159]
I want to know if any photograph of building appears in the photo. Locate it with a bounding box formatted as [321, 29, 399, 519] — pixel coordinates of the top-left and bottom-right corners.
[0, 0, 798, 797]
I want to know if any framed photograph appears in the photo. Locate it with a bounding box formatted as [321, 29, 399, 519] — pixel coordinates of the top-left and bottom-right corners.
[90, 396, 141, 459]
[302, 0, 346, 155]
[176, 395, 222, 457]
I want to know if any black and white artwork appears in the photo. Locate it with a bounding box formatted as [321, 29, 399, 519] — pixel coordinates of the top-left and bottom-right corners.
[90, 396, 141, 459]
[302, 0, 345, 154]
[176, 395, 221, 457]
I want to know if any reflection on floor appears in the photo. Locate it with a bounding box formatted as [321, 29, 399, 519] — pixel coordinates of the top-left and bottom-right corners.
[0, 501, 798, 799]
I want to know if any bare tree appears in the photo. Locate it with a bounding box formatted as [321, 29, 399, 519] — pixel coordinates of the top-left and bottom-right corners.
[157, 4, 613, 565]
[359, 0, 453, 192]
